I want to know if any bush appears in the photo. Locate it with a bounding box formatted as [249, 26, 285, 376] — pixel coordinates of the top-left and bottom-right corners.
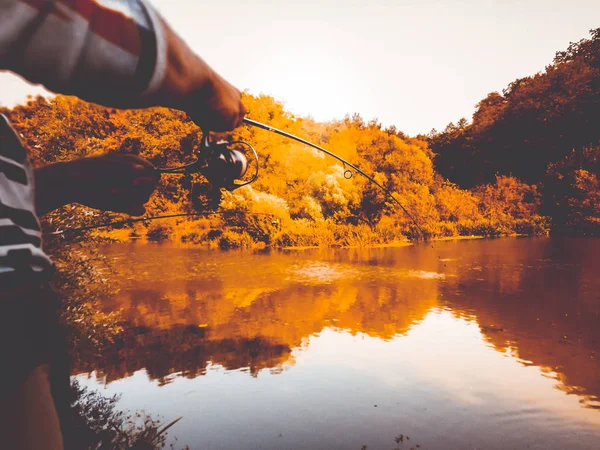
[218, 230, 254, 249]
[514, 216, 551, 235]
[146, 222, 173, 241]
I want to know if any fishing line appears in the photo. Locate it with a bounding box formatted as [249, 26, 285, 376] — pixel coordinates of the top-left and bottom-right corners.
[243, 118, 430, 240]
[44, 211, 277, 237]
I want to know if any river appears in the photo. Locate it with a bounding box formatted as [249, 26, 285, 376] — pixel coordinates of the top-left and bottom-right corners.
[73, 237, 600, 449]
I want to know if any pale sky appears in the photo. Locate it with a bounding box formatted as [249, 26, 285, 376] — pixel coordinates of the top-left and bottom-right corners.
[1, 0, 599, 135]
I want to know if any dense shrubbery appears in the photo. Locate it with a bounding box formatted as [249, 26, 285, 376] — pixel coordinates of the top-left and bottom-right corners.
[2, 92, 549, 248]
[544, 146, 600, 234]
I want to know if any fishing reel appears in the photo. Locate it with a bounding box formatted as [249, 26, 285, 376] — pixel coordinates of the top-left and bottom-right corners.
[157, 133, 259, 191]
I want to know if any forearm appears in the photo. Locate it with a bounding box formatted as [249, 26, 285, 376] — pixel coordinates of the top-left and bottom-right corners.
[0, 0, 169, 108]
[146, 18, 214, 111]
[35, 153, 158, 217]
[34, 162, 75, 216]
[1, 0, 245, 128]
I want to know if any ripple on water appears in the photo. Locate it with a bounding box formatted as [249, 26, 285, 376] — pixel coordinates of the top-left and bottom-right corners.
[287, 262, 448, 284]
[405, 270, 446, 280]
[286, 261, 362, 284]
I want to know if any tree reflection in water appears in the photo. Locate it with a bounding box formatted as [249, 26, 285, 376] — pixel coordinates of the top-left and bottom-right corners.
[72, 238, 600, 410]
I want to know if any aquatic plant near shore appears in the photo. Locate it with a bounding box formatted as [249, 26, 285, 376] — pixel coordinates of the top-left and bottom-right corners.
[69, 381, 187, 450]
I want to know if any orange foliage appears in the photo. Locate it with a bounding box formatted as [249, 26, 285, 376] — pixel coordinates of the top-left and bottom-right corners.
[3, 92, 548, 244]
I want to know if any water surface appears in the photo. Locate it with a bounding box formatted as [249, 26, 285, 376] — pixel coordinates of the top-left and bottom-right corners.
[74, 237, 600, 449]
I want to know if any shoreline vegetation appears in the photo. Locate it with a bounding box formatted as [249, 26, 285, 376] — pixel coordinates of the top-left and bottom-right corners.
[51, 212, 551, 252]
[4, 91, 555, 249]
[95, 229, 515, 251]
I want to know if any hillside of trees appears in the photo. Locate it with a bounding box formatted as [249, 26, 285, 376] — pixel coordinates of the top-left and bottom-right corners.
[429, 28, 600, 235]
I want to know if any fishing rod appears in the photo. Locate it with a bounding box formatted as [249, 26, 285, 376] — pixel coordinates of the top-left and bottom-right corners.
[242, 118, 427, 238]
[48, 118, 428, 240]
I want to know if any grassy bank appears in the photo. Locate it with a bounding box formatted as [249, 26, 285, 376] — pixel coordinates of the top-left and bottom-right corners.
[91, 210, 550, 251]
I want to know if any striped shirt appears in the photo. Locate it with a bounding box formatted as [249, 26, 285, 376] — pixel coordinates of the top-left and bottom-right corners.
[0, 0, 166, 280]
[0, 113, 51, 276]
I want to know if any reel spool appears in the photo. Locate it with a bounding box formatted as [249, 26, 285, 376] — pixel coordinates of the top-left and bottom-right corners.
[158, 133, 259, 191]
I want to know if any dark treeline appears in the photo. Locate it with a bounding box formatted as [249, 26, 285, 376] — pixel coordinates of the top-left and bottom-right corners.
[429, 28, 600, 235]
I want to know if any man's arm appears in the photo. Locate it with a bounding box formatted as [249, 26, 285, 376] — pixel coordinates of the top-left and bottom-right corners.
[34, 153, 158, 216]
[0, 0, 245, 131]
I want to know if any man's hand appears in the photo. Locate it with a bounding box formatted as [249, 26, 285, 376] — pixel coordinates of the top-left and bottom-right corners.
[35, 154, 159, 216]
[188, 69, 247, 132]
[72, 154, 159, 216]
[149, 20, 247, 132]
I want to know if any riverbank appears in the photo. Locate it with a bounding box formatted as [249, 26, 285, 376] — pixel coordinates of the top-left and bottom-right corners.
[73, 199, 551, 250]
[92, 221, 540, 252]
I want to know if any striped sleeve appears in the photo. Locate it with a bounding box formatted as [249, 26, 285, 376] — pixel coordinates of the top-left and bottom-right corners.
[0, 114, 53, 275]
[0, 0, 167, 105]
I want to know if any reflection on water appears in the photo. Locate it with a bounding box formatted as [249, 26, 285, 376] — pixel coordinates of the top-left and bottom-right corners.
[74, 238, 600, 449]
